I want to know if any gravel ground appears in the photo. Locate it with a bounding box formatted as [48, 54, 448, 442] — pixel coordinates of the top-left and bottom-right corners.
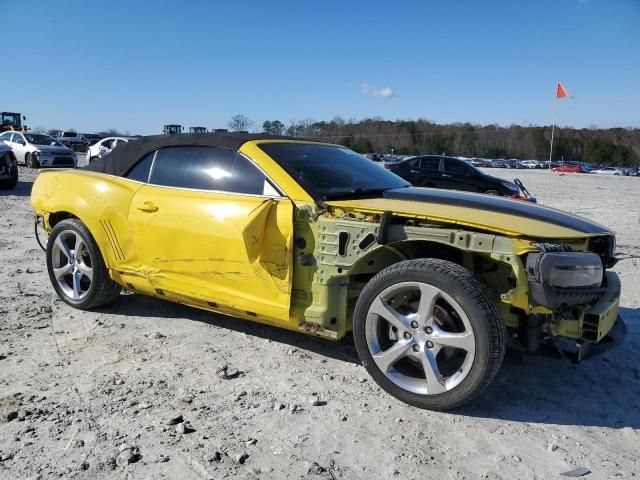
[0, 167, 639, 479]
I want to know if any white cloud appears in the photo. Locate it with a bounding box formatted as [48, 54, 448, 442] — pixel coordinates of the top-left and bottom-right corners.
[375, 87, 394, 98]
[360, 83, 394, 98]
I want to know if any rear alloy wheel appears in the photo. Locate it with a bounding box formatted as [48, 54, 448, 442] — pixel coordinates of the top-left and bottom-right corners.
[47, 219, 122, 309]
[483, 189, 501, 196]
[353, 259, 506, 410]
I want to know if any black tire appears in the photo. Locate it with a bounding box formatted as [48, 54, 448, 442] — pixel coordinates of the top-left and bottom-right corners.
[0, 166, 18, 190]
[25, 153, 40, 168]
[483, 189, 501, 196]
[353, 259, 506, 410]
[46, 219, 121, 310]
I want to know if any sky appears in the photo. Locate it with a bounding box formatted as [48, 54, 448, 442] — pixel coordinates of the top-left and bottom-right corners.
[1, 0, 639, 134]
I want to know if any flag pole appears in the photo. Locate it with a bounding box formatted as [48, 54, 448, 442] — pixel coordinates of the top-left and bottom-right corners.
[549, 93, 558, 171]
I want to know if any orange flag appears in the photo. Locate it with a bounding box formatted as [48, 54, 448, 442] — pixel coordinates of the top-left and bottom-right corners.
[556, 82, 570, 99]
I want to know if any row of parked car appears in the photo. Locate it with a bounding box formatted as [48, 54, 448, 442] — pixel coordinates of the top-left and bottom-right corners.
[0, 131, 140, 170]
[369, 153, 639, 177]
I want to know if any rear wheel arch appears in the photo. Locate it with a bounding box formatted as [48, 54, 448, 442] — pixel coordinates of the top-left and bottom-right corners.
[48, 211, 79, 228]
[46, 211, 114, 269]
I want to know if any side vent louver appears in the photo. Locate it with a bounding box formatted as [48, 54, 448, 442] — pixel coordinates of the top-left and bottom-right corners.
[100, 220, 125, 261]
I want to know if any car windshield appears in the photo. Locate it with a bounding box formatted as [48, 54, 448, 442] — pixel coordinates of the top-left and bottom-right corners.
[259, 143, 409, 200]
[25, 134, 62, 147]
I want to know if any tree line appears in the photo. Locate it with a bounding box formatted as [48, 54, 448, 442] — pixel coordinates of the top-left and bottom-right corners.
[259, 117, 640, 166]
[32, 115, 640, 167]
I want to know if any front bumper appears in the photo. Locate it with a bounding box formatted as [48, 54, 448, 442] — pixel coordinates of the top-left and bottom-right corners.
[551, 271, 622, 361]
[39, 156, 76, 168]
[556, 315, 626, 363]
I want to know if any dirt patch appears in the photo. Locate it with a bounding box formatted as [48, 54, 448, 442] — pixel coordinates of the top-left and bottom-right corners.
[0, 167, 638, 478]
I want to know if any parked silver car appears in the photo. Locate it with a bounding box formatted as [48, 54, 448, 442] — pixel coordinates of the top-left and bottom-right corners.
[591, 167, 625, 176]
[0, 132, 77, 168]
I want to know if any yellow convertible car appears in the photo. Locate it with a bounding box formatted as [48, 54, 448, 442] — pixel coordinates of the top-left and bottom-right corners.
[30, 134, 622, 410]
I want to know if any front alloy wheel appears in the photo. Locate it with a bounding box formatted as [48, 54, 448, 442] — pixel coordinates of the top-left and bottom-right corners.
[365, 282, 476, 395]
[353, 259, 506, 410]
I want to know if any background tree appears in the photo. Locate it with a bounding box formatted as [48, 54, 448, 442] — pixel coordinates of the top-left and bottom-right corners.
[228, 114, 254, 132]
[262, 120, 285, 135]
[97, 129, 123, 136]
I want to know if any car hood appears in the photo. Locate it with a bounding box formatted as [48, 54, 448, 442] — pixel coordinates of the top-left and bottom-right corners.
[325, 187, 612, 239]
[35, 145, 73, 155]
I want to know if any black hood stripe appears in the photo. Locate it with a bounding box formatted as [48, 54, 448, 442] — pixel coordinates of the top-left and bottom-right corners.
[383, 187, 608, 235]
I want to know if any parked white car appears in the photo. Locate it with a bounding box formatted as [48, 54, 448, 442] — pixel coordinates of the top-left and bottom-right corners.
[85, 137, 136, 164]
[0, 131, 77, 168]
[520, 160, 541, 169]
[591, 167, 625, 176]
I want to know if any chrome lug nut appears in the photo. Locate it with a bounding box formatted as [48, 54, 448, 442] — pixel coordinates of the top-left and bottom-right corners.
[426, 341, 434, 349]
[412, 344, 420, 352]
[403, 332, 412, 340]
[410, 320, 419, 329]
[425, 326, 433, 334]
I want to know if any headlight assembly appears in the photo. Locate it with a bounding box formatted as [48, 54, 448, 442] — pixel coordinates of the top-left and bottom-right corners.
[526, 252, 605, 308]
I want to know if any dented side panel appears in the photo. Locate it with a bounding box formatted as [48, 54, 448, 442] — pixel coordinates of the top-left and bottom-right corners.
[126, 184, 294, 323]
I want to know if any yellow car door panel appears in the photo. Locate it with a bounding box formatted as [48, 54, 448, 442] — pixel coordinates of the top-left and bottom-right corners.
[127, 186, 293, 322]
[123, 145, 294, 324]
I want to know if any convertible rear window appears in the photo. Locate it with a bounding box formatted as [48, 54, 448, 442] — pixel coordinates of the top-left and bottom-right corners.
[258, 143, 408, 200]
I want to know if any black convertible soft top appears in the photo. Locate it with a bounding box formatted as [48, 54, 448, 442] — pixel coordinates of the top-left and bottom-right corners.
[82, 133, 310, 177]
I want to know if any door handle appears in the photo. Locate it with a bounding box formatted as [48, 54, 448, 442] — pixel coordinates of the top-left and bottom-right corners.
[441, 173, 452, 178]
[136, 201, 159, 213]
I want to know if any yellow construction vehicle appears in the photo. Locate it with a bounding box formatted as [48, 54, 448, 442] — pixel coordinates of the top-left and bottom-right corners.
[1, 112, 27, 132]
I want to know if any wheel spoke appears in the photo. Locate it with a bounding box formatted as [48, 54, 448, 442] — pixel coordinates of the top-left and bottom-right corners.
[432, 329, 475, 353]
[54, 236, 72, 260]
[372, 340, 412, 373]
[74, 233, 86, 257]
[418, 350, 446, 394]
[77, 261, 93, 281]
[72, 271, 83, 299]
[417, 284, 440, 327]
[53, 263, 72, 280]
[369, 297, 411, 333]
